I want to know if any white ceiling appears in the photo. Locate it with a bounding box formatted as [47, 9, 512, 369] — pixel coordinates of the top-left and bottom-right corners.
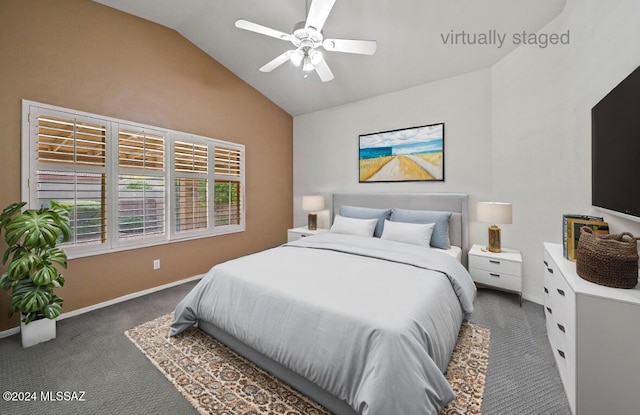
[93, 0, 566, 116]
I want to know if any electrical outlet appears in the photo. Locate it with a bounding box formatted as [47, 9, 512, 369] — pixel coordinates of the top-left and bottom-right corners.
[153, 259, 160, 270]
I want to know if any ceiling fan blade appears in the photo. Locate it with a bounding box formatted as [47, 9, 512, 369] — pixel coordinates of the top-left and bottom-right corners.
[305, 0, 336, 31]
[235, 19, 291, 41]
[314, 55, 334, 82]
[323, 38, 377, 55]
[259, 51, 292, 72]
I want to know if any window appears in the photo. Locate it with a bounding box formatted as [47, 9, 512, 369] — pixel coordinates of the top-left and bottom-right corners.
[23, 100, 245, 258]
[174, 139, 209, 233]
[35, 113, 108, 250]
[117, 127, 166, 243]
[214, 146, 242, 226]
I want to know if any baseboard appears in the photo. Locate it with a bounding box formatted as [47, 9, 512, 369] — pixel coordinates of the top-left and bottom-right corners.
[0, 326, 20, 339]
[0, 274, 203, 340]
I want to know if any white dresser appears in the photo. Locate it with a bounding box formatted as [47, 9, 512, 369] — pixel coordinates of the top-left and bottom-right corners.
[543, 243, 640, 415]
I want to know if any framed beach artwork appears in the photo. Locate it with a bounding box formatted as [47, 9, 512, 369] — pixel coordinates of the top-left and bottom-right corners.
[359, 123, 445, 182]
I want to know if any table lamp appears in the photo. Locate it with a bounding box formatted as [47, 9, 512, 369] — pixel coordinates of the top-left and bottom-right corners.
[477, 202, 513, 253]
[302, 195, 324, 230]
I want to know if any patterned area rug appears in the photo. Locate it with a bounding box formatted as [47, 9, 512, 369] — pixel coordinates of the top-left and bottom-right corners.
[125, 314, 489, 415]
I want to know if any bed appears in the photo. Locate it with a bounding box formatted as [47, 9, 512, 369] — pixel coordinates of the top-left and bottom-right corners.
[170, 192, 475, 415]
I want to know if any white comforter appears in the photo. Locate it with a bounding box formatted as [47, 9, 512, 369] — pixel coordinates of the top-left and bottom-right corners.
[170, 233, 476, 414]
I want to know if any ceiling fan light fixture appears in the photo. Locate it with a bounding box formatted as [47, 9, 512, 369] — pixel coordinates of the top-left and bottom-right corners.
[302, 56, 314, 72]
[236, 0, 376, 81]
[308, 49, 322, 65]
[289, 49, 304, 66]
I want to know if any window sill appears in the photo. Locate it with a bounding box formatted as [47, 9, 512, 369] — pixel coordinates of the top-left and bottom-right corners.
[65, 225, 245, 260]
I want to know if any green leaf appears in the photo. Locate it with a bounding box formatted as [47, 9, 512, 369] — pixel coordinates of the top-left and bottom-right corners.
[9, 303, 18, 319]
[5, 211, 61, 248]
[51, 294, 63, 306]
[2, 244, 26, 265]
[0, 202, 26, 229]
[42, 247, 67, 269]
[0, 272, 15, 291]
[52, 274, 65, 288]
[31, 264, 58, 286]
[13, 283, 51, 313]
[49, 201, 72, 242]
[43, 301, 62, 319]
[6, 251, 40, 281]
[6, 256, 31, 281]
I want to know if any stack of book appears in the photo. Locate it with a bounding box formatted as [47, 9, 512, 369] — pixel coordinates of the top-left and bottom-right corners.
[562, 214, 610, 261]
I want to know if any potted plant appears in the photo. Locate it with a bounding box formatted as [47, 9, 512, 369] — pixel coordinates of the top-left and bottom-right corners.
[0, 201, 71, 347]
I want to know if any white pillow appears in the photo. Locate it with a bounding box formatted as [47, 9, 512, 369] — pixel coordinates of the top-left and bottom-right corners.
[330, 214, 377, 237]
[380, 219, 435, 247]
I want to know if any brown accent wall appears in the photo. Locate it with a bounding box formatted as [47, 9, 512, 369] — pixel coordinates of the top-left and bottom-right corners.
[0, 0, 293, 331]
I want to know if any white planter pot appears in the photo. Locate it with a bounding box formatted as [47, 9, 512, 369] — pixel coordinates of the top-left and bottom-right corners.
[21, 316, 56, 348]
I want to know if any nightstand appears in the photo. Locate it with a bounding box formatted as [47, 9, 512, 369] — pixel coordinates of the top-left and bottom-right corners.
[468, 244, 523, 305]
[287, 226, 329, 242]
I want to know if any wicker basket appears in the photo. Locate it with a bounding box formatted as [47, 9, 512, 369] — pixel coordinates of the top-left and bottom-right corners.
[575, 227, 640, 288]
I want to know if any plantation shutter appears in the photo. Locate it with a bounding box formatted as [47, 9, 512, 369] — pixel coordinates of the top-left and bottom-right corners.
[117, 128, 166, 241]
[25, 101, 245, 258]
[214, 146, 243, 226]
[35, 113, 108, 246]
[174, 140, 209, 232]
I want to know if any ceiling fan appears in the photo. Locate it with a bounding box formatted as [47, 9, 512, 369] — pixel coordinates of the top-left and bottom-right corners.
[235, 0, 377, 82]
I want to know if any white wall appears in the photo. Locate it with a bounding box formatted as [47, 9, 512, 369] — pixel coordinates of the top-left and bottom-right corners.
[491, 0, 640, 302]
[293, 0, 640, 304]
[294, 68, 494, 231]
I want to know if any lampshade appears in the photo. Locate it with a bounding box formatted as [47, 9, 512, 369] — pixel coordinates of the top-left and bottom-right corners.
[302, 56, 314, 72]
[302, 195, 325, 212]
[308, 49, 322, 65]
[477, 202, 513, 224]
[289, 49, 304, 67]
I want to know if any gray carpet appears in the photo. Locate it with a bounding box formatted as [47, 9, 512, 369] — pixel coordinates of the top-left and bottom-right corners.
[469, 289, 571, 415]
[0, 282, 571, 415]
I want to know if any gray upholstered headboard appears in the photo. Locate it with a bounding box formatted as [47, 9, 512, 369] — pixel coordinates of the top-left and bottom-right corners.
[332, 192, 469, 266]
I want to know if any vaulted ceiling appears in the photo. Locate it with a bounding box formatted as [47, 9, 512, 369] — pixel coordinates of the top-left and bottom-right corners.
[94, 0, 566, 116]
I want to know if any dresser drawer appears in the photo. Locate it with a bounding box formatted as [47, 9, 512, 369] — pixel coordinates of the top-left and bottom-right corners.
[469, 268, 522, 292]
[545, 306, 558, 346]
[469, 254, 521, 276]
[554, 340, 575, 400]
[543, 252, 555, 294]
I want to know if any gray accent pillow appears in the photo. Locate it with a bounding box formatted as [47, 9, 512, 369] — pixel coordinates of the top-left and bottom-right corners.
[339, 205, 392, 237]
[390, 209, 452, 249]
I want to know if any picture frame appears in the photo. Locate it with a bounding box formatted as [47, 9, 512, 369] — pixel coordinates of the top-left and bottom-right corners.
[359, 122, 444, 182]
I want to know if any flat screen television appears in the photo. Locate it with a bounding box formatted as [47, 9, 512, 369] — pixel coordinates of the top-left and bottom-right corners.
[591, 65, 640, 221]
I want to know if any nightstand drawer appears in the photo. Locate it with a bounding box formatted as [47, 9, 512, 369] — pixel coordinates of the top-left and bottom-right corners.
[287, 227, 329, 242]
[469, 254, 521, 276]
[469, 268, 522, 292]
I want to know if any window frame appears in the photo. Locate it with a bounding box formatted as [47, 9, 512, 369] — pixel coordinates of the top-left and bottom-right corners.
[22, 100, 246, 259]
[114, 123, 169, 249]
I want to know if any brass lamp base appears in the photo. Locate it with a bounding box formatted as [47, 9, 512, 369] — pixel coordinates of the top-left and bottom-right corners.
[307, 213, 318, 231]
[487, 225, 501, 253]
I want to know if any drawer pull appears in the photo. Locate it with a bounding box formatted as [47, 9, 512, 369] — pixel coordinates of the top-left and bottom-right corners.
[489, 259, 501, 264]
[557, 323, 565, 333]
[547, 267, 554, 274]
[489, 273, 501, 277]
[544, 260, 548, 266]
[557, 288, 565, 296]
[557, 349, 566, 359]
[546, 306, 552, 314]
[544, 287, 549, 294]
